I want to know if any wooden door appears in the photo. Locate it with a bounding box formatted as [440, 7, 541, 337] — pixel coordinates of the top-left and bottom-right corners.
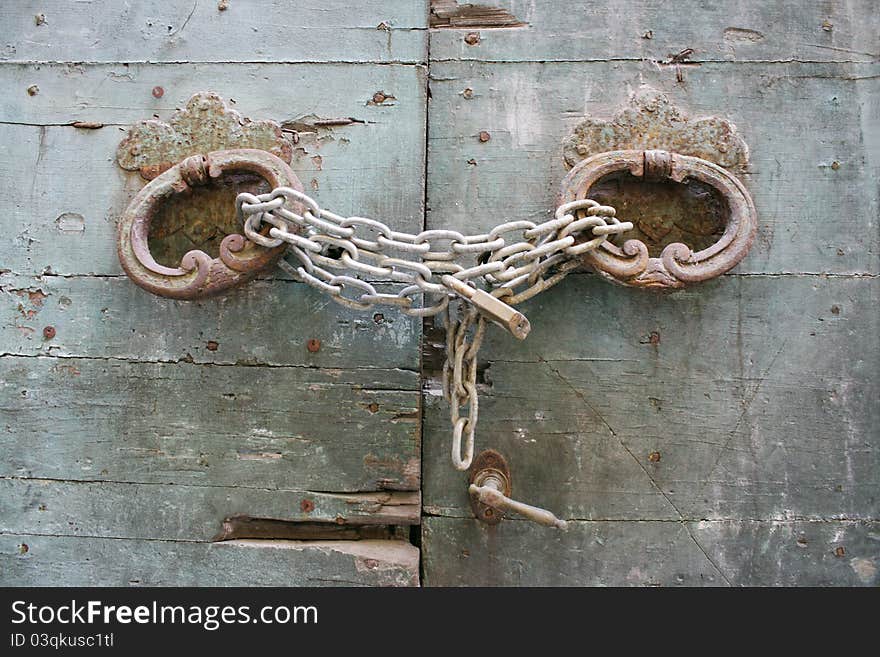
[2, 1, 877, 587]
[0, 1, 426, 586]
[421, 1, 879, 586]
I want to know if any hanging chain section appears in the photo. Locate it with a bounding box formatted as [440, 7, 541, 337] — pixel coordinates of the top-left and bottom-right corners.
[235, 187, 632, 471]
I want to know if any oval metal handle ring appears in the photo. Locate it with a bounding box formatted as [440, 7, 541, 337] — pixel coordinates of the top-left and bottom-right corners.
[117, 148, 303, 299]
[558, 149, 757, 289]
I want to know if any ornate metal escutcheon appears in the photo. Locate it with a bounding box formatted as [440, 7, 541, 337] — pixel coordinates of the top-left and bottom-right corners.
[560, 88, 758, 289]
[115, 94, 302, 299]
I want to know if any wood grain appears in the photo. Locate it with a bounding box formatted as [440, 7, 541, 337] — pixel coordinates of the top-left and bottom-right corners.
[428, 0, 879, 63]
[423, 517, 879, 586]
[423, 275, 879, 523]
[0, 61, 426, 276]
[3, 535, 419, 586]
[1, 0, 427, 64]
[426, 59, 879, 275]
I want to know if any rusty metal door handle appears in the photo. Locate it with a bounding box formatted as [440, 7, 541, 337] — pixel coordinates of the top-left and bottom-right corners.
[558, 149, 757, 289]
[117, 149, 304, 299]
[468, 450, 568, 530]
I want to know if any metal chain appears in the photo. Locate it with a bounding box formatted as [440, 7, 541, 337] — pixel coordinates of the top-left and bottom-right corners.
[235, 187, 632, 470]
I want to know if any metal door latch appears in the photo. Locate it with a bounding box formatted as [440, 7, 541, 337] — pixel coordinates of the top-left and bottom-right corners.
[469, 450, 567, 529]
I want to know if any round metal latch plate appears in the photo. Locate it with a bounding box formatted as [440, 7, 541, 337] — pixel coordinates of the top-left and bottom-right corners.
[468, 449, 511, 525]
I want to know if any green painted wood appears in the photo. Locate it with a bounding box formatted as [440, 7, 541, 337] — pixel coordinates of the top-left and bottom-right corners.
[2, 535, 419, 586]
[422, 518, 879, 586]
[0, 61, 426, 276]
[0, 2, 428, 586]
[424, 275, 879, 522]
[0, 479, 419, 541]
[425, 59, 879, 275]
[1, 274, 420, 370]
[2, 0, 426, 64]
[429, 0, 878, 63]
[422, 1, 879, 586]
[0, 355, 419, 492]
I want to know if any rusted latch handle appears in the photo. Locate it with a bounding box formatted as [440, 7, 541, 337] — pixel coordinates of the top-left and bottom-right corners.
[469, 482, 568, 530]
[468, 450, 568, 530]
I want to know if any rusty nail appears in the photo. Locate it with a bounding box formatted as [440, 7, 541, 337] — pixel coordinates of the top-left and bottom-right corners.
[834, 546, 846, 557]
[42, 326, 56, 340]
[218, 0, 230, 10]
[831, 305, 840, 315]
[307, 338, 321, 353]
[372, 91, 387, 104]
[648, 451, 661, 462]
[464, 32, 480, 45]
[27, 84, 39, 96]
[206, 340, 219, 351]
[367, 402, 379, 413]
[152, 86, 164, 99]
[831, 160, 840, 170]
[300, 499, 315, 513]
[478, 130, 491, 143]
[462, 87, 474, 99]
[18, 543, 29, 554]
[642, 30, 654, 39]
[373, 312, 385, 324]
[35, 14, 47, 26]
[797, 536, 808, 547]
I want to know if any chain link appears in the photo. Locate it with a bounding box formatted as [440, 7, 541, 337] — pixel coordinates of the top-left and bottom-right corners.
[236, 187, 632, 470]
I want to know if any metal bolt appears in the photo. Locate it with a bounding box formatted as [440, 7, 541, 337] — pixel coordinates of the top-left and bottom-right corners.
[464, 32, 480, 45]
[306, 338, 321, 353]
[42, 326, 56, 340]
[821, 19, 833, 32]
[373, 312, 385, 324]
[478, 130, 491, 143]
[218, 0, 229, 10]
[372, 91, 386, 104]
[206, 340, 219, 351]
[27, 85, 39, 96]
[462, 87, 474, 99]
[300, 499, 315, 513]
[152, 86, 164, 99]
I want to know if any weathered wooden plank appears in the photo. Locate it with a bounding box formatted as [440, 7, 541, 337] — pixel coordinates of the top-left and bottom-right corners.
[1, 274, 420, 370]
[0, 479, 419, 542]
[423, 275, 879, 521]
[1, 535, 419, 586]
[429, 0, 879, 63]
[426, 60, 879, 275]
[422, 517, 879, 586]
[1, 0, 427, 64]
[0, 62, 426, 276]
[690, 519, 880, 586]
[0, 355, 420, 492]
